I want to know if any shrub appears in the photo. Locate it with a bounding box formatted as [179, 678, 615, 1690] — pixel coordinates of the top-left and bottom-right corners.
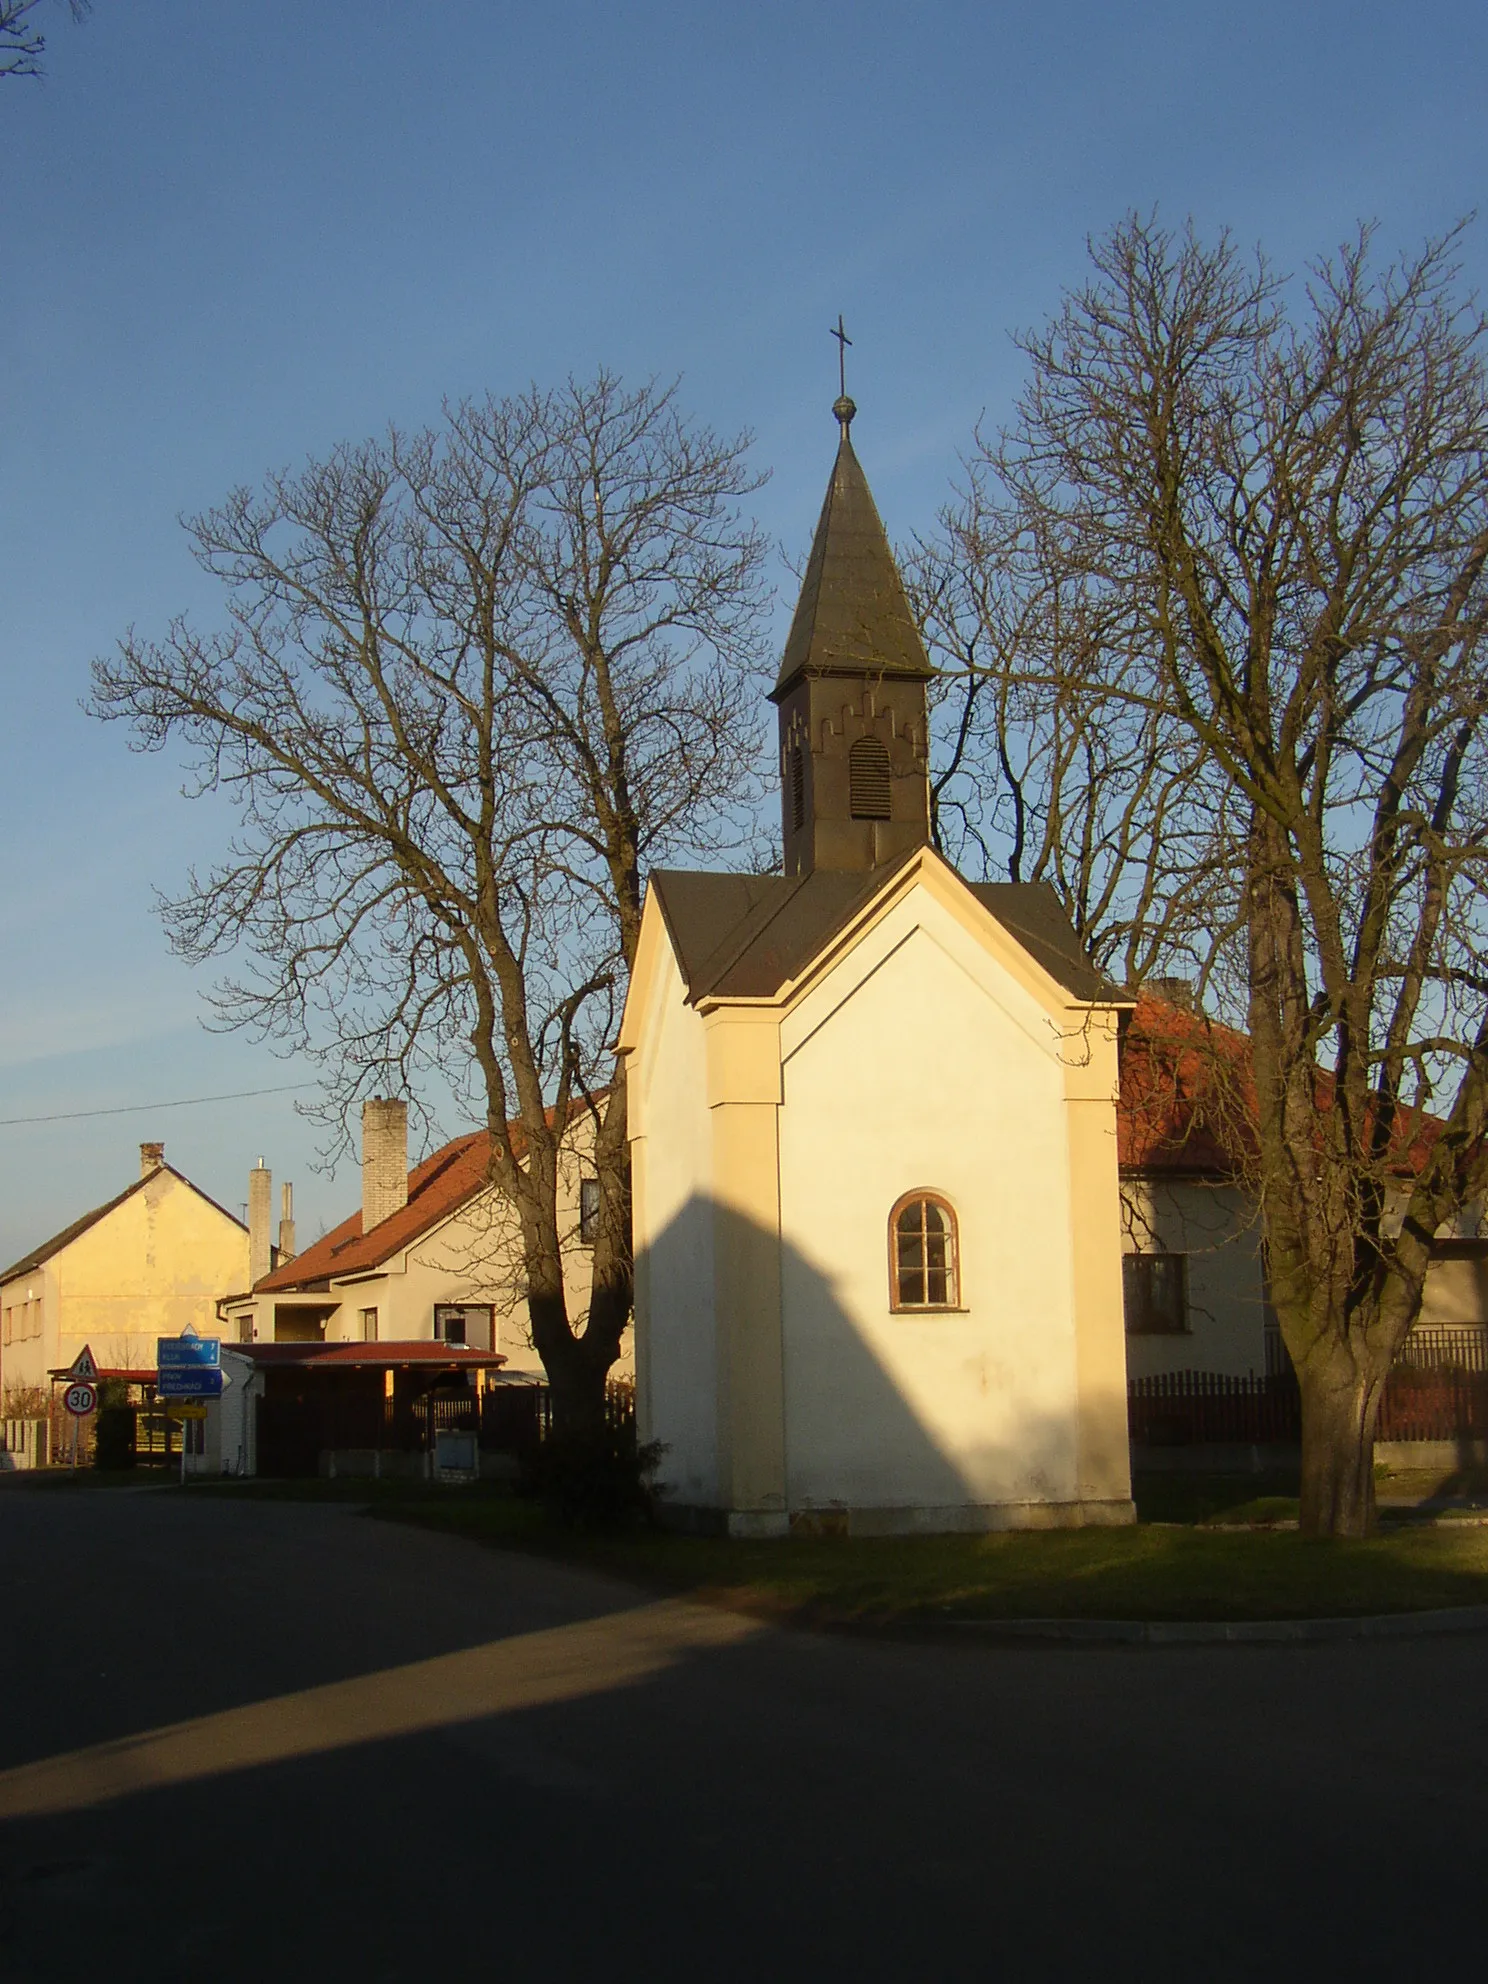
[519, 1423, 664, 1527]
[93, 1402, 136, 1471]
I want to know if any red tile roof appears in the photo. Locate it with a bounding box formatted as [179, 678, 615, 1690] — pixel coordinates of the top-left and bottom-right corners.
[1117, 996, 1443, 1178]
[252, 1132, 494, 1293]
[1117, 999, 1256, 1174]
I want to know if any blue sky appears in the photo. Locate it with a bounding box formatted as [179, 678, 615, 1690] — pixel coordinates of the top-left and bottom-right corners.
[2, 0, 1484, 1265]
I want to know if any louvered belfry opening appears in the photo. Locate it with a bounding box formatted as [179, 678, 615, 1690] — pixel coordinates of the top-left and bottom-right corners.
[790, 746, 806, 832]
[848, 736, 892, 820]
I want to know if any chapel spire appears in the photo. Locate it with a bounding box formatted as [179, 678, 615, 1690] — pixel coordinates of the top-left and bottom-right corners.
[773, 389, 934, 878]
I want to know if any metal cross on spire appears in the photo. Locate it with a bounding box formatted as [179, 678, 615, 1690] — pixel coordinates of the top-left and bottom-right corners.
[829, 314, 856, 431]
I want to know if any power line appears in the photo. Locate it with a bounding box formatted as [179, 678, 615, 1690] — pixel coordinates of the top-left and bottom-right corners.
[0, 1081, 317, 1128]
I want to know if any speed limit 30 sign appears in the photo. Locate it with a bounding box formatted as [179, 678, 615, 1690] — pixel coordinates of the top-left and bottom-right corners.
[63, 1382, 96, 1416]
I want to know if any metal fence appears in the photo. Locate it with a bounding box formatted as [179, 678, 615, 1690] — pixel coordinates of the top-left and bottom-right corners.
[478, 1379, 635, 1455]
[1130, 1358, 1488, 1446]
[1129, 1371, 1302, 1447]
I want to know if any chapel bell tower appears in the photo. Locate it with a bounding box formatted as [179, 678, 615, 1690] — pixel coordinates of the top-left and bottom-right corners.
[770, 393, 935, 877]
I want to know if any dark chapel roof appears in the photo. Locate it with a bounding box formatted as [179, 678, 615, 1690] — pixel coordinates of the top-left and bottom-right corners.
[771, 413, 935, 701]
[649, 859, 1116, 1006]
[646, 399, 1119, 1015]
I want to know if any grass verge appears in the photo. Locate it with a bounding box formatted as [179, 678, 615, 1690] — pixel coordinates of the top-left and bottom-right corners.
[186, 1475, 1488, 1627]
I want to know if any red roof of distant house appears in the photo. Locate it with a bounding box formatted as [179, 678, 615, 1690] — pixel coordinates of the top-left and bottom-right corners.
[1117, 998, 1256, 1174]
[230, 1341, 507, 1371]
[249, 1093, 603, 1297]
[252, 1132, 494, 1293]
[1116, 995, 1443, 1178]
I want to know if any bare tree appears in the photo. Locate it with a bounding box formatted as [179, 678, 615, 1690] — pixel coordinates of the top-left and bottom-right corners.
[908, 501, 1239, 993]
[1, 0, 89, 83]
[949, 214, 1488, 1535]
[91, 374, 772, 1439]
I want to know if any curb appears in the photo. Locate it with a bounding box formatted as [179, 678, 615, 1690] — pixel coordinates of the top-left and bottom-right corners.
[943, 1604, 1488, 1646]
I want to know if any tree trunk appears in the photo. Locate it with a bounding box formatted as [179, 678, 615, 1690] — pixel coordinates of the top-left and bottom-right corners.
[543, 1347, 609, 1443]
[1297, 1358, 1385, 1538]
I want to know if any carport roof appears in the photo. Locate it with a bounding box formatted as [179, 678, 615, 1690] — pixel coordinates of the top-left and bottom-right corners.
[232, 1341, 507, 1371]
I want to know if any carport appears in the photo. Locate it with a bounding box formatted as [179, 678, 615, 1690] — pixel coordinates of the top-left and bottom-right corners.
[234, 1341, 506, 1477]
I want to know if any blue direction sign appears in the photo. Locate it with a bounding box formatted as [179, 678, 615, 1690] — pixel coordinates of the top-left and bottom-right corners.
[156, 1334, 223, 1399]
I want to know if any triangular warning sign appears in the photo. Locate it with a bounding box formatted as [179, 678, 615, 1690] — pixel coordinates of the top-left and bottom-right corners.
[68, 1345, 99, 1382]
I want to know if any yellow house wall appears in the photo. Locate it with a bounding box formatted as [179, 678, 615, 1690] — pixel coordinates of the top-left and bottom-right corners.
[2, 1170, 248, 1396]
[0, 1261, 59, 1400]
[1419, 1256, 1488, 1329]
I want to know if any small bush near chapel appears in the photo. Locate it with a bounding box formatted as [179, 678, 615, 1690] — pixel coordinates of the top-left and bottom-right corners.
[520, 1425, 664, 1528]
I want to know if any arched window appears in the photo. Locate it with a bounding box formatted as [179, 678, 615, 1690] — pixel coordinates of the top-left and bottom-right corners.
[849, 736, 892, 820]
[890, 1193, 960, 1311]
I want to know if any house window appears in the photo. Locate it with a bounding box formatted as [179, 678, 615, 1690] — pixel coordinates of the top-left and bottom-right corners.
[579, 1177, 601, 1246]
[890, 1193, 960, 1311]
[434, 1305, 467, 1345]
[1123, 1253, 1188, 1334]
[360, 1306, 378, 1343]
[849, 737, 892, 821]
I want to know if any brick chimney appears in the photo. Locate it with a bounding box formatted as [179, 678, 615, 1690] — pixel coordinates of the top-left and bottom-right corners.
[248, 1158, 272, 1285]
[139, 1141, 165, 1177]
[278, 1181, 296, 1263]
[362, 1099, 408, 1233]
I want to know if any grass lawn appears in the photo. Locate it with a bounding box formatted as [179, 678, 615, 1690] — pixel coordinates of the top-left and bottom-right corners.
[179, 1474, 1488, 1627]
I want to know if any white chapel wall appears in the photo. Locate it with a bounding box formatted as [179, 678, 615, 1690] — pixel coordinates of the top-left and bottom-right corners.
[629, 939, 720, 1505]
[777, 890, 1082, 1514]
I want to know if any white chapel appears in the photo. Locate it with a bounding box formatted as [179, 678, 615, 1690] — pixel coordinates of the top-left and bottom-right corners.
[617, 392, 1135, 1537]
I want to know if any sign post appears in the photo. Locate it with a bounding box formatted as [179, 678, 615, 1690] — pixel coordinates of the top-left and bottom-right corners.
[61, 1344, 100, 1471]
[156, 1331, 222, 1485]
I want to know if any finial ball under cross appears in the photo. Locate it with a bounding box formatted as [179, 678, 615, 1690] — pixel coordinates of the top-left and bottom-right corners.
[830, 314, 856, 430]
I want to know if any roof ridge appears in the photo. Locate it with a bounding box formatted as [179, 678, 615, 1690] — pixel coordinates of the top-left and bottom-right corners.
[0, 1161, 247, 1288]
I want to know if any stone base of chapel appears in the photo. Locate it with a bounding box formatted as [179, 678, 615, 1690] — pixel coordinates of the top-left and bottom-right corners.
[656, 1499, 1137, 1539]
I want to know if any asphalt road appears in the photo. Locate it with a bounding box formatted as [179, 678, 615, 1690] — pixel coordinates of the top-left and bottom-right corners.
[0, 1489, 1483, 1983]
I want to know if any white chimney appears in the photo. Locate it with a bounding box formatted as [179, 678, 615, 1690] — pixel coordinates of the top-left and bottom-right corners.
[362, 1099, 408, 1233]
[140, 1141, 165, 1177]
[248, 1158, 272, 1285]
[278, 1181, 296, 1263]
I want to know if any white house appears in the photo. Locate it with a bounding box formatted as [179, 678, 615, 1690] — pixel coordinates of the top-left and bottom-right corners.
[219, 1098, 625, 1380]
